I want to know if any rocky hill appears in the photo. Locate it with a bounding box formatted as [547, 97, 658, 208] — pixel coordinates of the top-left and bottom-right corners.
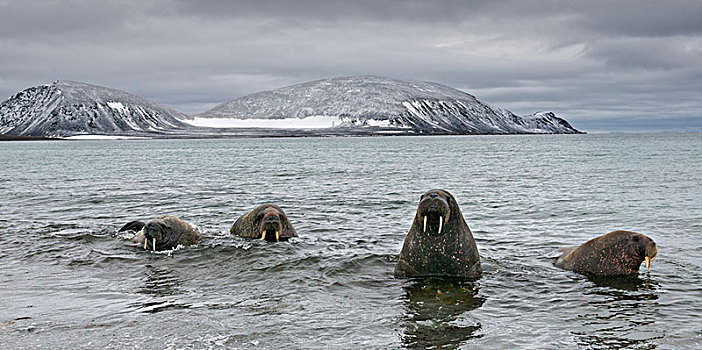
[0, 76, 582, 137]
[0, 81, 188, 137]
[196, 75, 581, 134]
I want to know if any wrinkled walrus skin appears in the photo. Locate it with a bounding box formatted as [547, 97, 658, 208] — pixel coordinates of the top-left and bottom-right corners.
[552, 230, 658, 276]
[230, 204, 297, 242]
[395, 189, 482, 279]
[120, 215, 199, 251]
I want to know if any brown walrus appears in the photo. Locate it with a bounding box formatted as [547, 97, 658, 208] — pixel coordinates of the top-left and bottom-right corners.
[395, 189, 482, 279]
[551, 230, 658, 276]
[119, 215, 199, 251]
[230, 204, 297, 242]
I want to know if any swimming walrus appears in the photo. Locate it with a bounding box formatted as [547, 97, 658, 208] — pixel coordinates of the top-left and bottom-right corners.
[230, 203, 297, 242]
[551, 230, 658, 276]
[395, 189, 482, 279]
[119, 215, 200, 251]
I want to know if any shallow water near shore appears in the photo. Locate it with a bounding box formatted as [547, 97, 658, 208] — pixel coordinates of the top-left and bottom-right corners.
[1, 133, 701, 349]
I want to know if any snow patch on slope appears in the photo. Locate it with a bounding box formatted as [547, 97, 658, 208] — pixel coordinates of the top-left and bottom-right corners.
[184, 115, 396, 129]
[185, 116, 341, 129]
[106, 101, 126, 113]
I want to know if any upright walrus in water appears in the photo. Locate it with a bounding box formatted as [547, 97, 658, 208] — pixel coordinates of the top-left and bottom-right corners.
[230, 204, 297, 242]
[551, 230, 658, 276]
[395, 189, 481, 279]
[119, 215, 199, 251]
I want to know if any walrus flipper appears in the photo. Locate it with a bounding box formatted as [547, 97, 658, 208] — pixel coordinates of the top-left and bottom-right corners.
[548, 246, 577, 269]
[545, 246, 577, 260]
[119, 221, 146, 232]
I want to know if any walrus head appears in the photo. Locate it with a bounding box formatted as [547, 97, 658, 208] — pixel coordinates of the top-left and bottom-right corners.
[416, 189, 452, 236]
[258, 206, 287, 242]
[631, 232, 658, 271]
[599, 231, 658, 272]
[142, 220, 167, 252]
[602, 231, 659, 273]
[231, 203, 297, 242]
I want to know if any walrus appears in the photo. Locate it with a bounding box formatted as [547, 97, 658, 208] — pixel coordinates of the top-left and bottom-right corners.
[395, 189, 482, 279]
[119, 215, 199, 251]
[230, 204, 297, 242]
[551, 230, 658, 276]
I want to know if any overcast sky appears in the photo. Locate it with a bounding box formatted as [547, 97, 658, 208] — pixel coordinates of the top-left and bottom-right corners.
[1, 0, 701, 131]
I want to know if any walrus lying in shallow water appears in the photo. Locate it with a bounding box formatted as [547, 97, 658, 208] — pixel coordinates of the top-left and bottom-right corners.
[551, 230, 658, 276]
[119, 215, 199, 251]
[230, 204, 297, 242]
[395, 189, 482, 279]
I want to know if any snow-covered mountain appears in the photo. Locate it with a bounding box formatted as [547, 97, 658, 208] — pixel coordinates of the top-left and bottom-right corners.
[0, 81, 188, 137]
[0, 76, 582, 137]
[195, 75, 581, 134]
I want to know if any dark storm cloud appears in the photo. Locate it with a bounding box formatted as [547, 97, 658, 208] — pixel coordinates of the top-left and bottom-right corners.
[1, 0, 701, 131]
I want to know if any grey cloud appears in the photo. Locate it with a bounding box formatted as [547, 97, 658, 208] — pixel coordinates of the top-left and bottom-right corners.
[575, 1, 702, 38]
[1, 0, 701, 130]
[0, 1, 133, 39]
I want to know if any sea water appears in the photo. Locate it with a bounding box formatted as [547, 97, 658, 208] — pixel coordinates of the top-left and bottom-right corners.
[0, 133, 700, 349]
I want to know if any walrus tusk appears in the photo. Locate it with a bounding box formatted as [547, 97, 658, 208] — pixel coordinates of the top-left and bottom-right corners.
[275, 230, 280, 242]
[144, 239, 148, 250]
[438, 216, 443, 234]
[423, 216, 427, 233]
[261, 231, 266, 240]
[645, 256, 651, 271]
[153, 238, 156, 252]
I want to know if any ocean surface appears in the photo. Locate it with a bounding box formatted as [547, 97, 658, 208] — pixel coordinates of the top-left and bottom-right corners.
[0, 133, 700, 349]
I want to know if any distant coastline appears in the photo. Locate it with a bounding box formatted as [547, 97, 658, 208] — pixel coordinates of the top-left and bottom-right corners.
[0, 134, 58, 141]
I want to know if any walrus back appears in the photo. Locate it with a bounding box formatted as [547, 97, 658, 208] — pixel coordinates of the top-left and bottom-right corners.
[157, 215, 199, 245]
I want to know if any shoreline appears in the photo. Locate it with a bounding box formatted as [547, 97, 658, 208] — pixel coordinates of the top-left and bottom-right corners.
[0, 134, 60, 141]
[1, 128, 588, 141]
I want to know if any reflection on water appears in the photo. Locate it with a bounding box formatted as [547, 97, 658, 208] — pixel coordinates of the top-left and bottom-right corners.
[573, 274, 663, 349]
[134, 265, 191, 314]
[138, 265, 184, 298]
[401, 278, 485, 349]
